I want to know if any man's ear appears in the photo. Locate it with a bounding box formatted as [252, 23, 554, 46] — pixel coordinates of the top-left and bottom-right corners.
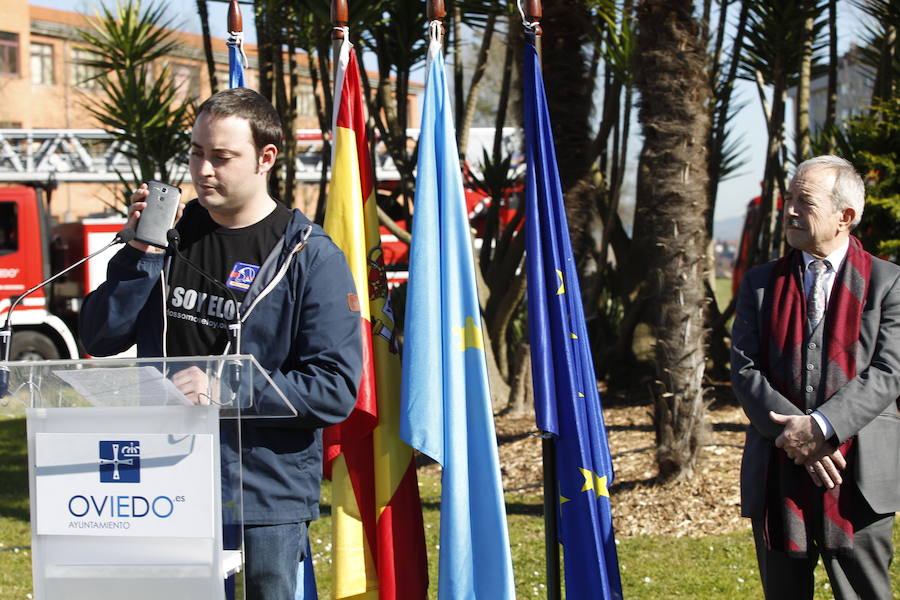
[839, 206, 856, 231]
[258, 144, 278, 174]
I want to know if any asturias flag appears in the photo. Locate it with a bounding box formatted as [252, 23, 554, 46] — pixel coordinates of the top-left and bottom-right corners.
[523, 30, 623, 600]
[323, 37, 428, 600]
[399, 29, 515, 600]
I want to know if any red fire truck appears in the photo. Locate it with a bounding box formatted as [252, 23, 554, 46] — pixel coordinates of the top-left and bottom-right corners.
[0, 185, 127, 360]
[0, 173, 520, 360]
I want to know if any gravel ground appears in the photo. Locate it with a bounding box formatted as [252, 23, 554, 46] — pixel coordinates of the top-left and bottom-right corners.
[488, 396, 751, 538]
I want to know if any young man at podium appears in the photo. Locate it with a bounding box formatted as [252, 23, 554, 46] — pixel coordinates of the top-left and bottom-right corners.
[80, 87, 363, 599]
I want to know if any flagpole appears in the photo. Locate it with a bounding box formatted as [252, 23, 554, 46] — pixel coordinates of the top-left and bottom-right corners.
[542, 435, 560, 600]
[331, 0, 347, 82]
[525, 6, 562, 599]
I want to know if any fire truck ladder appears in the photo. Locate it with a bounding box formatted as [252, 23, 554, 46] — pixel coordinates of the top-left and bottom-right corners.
[0, 129, 405, 184]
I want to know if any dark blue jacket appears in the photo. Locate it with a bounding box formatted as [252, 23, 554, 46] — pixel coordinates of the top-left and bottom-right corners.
[80, 207, 362, 524]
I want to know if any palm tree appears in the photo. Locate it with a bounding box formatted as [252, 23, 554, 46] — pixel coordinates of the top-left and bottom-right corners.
[542, 0, 596, 193]
[78, 0, 193, 204]
[739, 0, 826, 264]
[633, 0, 712, 482]
[853, 0, 899, 107]
[705, 0, 750, 379]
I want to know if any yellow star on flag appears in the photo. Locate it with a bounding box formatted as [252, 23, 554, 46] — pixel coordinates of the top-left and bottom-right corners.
[560, 494, 570, 505]
[556, 269, 565, 295]
[579, 468, 609, 498]
[454, 316, 484, 352]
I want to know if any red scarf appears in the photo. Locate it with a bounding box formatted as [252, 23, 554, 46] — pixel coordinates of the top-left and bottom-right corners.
[761, 236, 871, 557]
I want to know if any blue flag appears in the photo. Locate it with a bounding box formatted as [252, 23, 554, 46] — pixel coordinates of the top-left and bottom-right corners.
[295, 538, 318, 600]
[227, 36, 245, 89]
[523, 31, 623, 600]
[399, 33, 515, 600]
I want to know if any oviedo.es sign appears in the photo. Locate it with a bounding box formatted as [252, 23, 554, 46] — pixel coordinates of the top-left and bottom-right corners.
[34, 433, 216, 538]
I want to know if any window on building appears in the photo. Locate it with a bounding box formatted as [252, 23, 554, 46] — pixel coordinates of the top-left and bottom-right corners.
[213, 68, 253, 91]
[30, 42, 54, 85]
[172, 62, 201, 101]
[0, 32, 19, 76]
[71, 47, 101, 90]
[297, 82, 317, 117]
[215, 70, 228, 88]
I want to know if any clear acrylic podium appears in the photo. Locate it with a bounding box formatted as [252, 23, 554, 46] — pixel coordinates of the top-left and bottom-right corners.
[7, 354, 295, 600]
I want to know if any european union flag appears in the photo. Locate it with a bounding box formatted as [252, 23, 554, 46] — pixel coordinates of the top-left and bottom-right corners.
[399, 31, 515, 600]
[523, 31, 623, 600]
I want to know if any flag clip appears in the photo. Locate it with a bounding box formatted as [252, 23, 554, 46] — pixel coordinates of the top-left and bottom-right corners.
[228, 31, 249, 69]
[516, 0, 539, 30]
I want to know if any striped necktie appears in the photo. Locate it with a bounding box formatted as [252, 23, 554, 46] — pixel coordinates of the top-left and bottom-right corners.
[807, 259, 829, 329]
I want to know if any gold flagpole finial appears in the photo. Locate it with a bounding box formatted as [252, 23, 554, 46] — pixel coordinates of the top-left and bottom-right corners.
[427, 0, 446, 21]
[525, 0, 542, 36]
[332, 0, 348, 39]
[227, 0, 243, 33]
[427, 0, 446, 36]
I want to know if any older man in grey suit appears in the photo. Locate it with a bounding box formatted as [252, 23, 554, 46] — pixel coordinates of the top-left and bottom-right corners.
[732, 155, 900, 599]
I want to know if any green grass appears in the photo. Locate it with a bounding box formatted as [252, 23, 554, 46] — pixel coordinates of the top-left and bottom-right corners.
[309, 473, 900, 600]
[0, 417, 32, 600]
[715, 276, 734, 309]
[2, 415, 898, 599]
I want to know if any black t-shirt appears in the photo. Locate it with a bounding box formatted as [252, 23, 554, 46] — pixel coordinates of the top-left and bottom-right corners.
[165, 201, 292, 357]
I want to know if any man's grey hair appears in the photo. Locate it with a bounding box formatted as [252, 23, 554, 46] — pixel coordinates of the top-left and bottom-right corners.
[794, 155, 866, 227]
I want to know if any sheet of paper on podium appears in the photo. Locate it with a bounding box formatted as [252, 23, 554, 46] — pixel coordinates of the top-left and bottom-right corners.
[53, 366, 192, 406]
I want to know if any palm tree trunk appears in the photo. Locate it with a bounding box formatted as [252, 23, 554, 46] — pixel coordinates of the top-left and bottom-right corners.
[282, 40, 298, 209]
[753, 61, 787, 265]
[458, 14, 497, 160]
[271, 38, 290, 203]
[597, 1, 632, 272]
[795, 12, 814, 161]
[309, 40, 330, 224]
[255, 3, 274, 101]
[541, 0, 594, 192]
[708, 1, 748, 210]
[634, 0, 711, 482]
[452, 6, 464, 150]
[870, 16, 896, 107]
[492, 24, 514, 164]
[196, 0, 218, 95]
[711, 0, 730, 75]
[824, 0, 838, 133]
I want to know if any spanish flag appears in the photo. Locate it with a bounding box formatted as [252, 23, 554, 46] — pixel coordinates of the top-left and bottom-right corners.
[322, 36, 428, 600]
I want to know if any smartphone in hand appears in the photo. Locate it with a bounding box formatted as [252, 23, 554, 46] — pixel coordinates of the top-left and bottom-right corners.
[135, 180, 181, 248]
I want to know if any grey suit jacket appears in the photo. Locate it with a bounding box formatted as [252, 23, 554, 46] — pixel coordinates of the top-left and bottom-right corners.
[731, 252, 900, 517]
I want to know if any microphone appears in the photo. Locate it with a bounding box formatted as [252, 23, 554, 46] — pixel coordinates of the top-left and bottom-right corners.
[165, 229, 243, 395]
[0, 227, 135, 396]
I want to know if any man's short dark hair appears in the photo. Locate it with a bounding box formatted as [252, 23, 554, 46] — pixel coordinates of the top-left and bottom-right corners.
[197, 88, 284, 155]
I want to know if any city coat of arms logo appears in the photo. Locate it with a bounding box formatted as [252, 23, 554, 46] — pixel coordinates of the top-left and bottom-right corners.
[98, 441, 141, 483]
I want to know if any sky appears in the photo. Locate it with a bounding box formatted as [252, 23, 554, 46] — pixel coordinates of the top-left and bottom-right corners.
[31, 0, 872, 229]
